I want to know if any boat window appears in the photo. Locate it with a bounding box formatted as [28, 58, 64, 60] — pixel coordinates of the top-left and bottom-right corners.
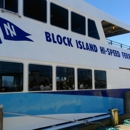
[0, 0, 3, 8]
[94, 70, 107, 89]
[78, 68, 92, 89]
[0, 61, 23, 92]
[0, 0, 18, 13]
[29, 64, 52, 91]
[88, 19, 100, 39]
[50, 3, 68, 30]
[71, 12, 86, 35]
[23, 0, 47, 23]
[56, 67, 74, 90]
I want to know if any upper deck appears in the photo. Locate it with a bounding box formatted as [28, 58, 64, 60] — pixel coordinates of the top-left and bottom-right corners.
[57, 0, 130, 36]
[0, 0, 130, 69]
[0, 0, 130, 93]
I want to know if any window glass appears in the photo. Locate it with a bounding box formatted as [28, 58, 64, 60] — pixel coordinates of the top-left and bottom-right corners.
[94, 70, 107, 89]
[88, 19, 100, 39]
[0, 61, 23, 92]
[24, 0, 47, 22]
[78, 69, 92, 89]
[29, 64, 52, 91]
[71, 12, 86, 35]
[56, 67, 74, 90]
[51, 3, 68, 30]
[0, 0, 3, 8]
[4, 0, 18, 13]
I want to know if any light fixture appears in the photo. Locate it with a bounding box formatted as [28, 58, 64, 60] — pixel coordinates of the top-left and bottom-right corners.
[112, 26, 115, 29]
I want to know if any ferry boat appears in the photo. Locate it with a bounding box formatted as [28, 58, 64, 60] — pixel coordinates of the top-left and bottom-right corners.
[0, 0, 130, 129]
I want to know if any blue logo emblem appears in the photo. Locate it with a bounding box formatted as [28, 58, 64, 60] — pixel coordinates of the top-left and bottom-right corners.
[0, 17, 33, 43]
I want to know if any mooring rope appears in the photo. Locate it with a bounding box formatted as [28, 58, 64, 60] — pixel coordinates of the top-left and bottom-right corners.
[124, 119, 130, 125]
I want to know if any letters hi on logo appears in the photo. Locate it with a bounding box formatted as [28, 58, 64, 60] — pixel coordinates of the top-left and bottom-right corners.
[0, 17, 33, 44]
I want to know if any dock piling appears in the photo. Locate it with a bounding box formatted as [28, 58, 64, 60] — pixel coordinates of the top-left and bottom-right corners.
[124, 91, 130, 113]
[110, 108, 119, 126]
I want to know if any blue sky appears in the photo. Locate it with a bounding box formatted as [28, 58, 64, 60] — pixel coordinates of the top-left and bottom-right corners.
[84, 0, 130, 46]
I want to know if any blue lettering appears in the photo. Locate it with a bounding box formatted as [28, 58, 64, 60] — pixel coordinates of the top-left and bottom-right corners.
[82, 41, 86, 50]
[52, 33, 57, 43]
[85, 42, 90, 51]
[100, 46, 106, 54]
[113, 50, 120, 57]
[76, 40, 82, 49]
[107, 48, 113, 56]
[122, 52, 130, 59]
[67, 38, 73, 47]
[45, 31, 73, 47]
[128, 54, 130, 59]
[103, 48, 121, 57]
[57, 35, 62, 45]
[0, 38, 2, 44]
[122, 52, 127, 59]
[63, 37, 68, 46]
[76, 40, 98, 52]
[45, 32, 52, 42]
[94, 45, 98, 52]
[89, 44, 94, 51]
[88, 43, 98, 52]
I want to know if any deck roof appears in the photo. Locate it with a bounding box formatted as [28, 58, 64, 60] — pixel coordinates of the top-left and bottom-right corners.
[102, 20, 130, 37]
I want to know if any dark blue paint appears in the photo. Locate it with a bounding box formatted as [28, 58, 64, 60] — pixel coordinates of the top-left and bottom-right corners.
[76, 40, 98, 52]
[122, 52, 130, 60]
[0, 17, 33, 43]
[45, 31, 73, 47]
[100, 46, 120, 58]
[43, 88, 130, 99]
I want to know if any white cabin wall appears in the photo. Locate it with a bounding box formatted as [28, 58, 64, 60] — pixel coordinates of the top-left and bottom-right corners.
[86, 19, 106, 44]
[107, 69, 130, 89]
[127, 70, 130, 88]
[55, 0, 107, 44]
[23, 61, 28, 92]
[97, 21, 107, 44]
[0, 0, 130, 70]
[0, 56, 129, 91]
[0, 0, 130, 92]
[18, 0, 23, 15]
[56, 0, 130, 31]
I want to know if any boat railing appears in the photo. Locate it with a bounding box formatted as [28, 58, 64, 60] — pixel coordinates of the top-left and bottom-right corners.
[107, 39, 130, 50]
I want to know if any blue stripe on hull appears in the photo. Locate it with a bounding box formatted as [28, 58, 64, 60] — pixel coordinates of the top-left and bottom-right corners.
[0, 89, 125, 117]
[50, 89, 130, 98]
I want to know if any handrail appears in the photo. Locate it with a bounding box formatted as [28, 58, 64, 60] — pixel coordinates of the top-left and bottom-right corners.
[107, 39, 130, 50]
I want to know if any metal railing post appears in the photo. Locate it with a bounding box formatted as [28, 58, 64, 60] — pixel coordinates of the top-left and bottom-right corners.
[107, 39, 130, 50]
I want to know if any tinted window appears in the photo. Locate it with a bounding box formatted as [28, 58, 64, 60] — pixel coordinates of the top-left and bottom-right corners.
[0, 61, 23, 92]
[24, 0, 47, 22]
[2, 0, 18, 12]
[78, 69, 92, 89]
[94, 70, 107, 89]
[0, 0, 3, 8]
[29, 64, 52, 91]
[71, 12, 86, 35]
[51, 3, 68, 30]
[88, 19, 100, 39]
[56, 67, 74, 90]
